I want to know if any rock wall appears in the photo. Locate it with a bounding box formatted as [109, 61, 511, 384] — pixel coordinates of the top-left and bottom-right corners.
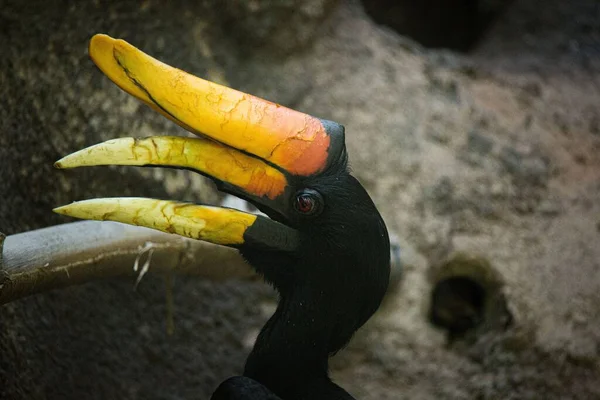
[1, 0, 599, 399]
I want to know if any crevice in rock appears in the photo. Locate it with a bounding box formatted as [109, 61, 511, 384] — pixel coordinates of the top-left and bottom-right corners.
[361, 0, 511, 52]
[428, 253, 513, 342]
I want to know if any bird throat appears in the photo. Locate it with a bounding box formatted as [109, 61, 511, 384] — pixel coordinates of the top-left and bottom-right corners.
[243, 287, 343, 397]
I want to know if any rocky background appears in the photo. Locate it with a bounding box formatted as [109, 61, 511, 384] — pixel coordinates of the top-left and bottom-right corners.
[1, 0, 599, 398]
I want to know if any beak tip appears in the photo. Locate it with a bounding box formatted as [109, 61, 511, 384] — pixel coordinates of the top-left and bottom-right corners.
[89, 33, 118, 66]
[53, 205, 67, 215]
[89, 33, 112, 48]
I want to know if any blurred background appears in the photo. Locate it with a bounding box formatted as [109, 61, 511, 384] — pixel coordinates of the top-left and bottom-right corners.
[1, 0, 599, 398]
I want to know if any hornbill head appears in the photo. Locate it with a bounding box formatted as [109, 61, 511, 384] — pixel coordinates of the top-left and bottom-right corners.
[55, 34, 390, 367]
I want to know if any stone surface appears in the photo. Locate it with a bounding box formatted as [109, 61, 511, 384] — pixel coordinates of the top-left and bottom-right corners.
[217, 0, 339, 55]
[2, 0, 600, 399]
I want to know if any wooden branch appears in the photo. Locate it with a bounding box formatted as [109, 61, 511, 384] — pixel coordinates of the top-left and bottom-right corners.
[0, 221, 257, 305]
[0, 213, 403, 305]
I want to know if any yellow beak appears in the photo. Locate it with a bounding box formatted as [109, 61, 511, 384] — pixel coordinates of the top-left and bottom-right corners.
[54, 34, 346, 251]
[88, 34, 342, 177]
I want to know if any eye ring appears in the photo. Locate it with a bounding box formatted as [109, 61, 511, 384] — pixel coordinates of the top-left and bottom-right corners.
[293, 189, 324, 217]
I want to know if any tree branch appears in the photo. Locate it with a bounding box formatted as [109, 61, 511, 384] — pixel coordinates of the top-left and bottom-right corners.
[0, 221, 257, 305]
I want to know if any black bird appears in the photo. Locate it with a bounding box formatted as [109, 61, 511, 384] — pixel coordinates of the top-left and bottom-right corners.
[55, 35, 390, 400]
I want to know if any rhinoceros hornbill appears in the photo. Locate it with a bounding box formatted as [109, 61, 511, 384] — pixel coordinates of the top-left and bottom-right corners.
[54, 34, 390, 400]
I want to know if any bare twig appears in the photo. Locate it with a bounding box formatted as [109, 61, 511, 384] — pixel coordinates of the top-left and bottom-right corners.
[0, 221, 257, 305]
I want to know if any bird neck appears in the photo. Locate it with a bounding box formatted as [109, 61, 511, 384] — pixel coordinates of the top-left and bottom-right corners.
[245, 287, 329, 376]
[243, 286, 354, 399]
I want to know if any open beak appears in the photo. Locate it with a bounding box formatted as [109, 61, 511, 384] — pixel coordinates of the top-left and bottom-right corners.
[54, 34, 344, 252]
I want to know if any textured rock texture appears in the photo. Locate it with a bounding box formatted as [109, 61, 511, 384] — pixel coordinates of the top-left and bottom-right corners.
[1, 0, 599, 399]
[217, 0, 339, 55]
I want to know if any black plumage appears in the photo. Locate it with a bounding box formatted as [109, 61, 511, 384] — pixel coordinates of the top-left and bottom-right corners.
[212, 151, 390, 399]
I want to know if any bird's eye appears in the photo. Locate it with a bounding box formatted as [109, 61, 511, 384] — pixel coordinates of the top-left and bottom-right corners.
[293, 189, 324, 216]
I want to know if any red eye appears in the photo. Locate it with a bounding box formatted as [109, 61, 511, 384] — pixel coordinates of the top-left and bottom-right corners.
[293, 189, 324, 216]
[295, 194, 314, 213]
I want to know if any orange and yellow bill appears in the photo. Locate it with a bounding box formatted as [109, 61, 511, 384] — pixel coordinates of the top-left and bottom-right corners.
[54, 136, 287, 200]
[53, 33, 348, 253]
[54, 198, 298, 251]
[89, 34, 341, 176]
[54, 198, 255, 245]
